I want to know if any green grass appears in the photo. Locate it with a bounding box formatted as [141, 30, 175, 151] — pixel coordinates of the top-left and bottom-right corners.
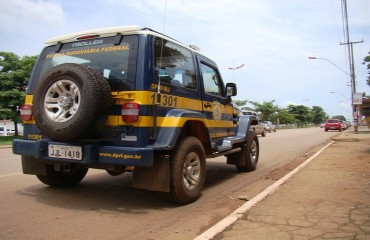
[0, 136, 22, 145]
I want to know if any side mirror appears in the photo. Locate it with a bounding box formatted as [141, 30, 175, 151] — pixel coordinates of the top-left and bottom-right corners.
[226, 83, 237, 97]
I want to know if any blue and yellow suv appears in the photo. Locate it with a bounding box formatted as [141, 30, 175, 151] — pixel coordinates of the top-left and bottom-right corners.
[13, 26, 259, 204]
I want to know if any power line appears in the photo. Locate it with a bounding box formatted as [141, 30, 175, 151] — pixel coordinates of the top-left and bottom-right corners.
[340, 0, 365, 132]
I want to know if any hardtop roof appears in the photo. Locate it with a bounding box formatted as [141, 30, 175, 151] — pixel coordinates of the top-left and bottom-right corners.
[45, 25, 200, 53]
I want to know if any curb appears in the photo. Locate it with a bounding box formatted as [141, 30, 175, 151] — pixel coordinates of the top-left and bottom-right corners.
[194, 141, 334, 240]
[0, 145, 12, 149]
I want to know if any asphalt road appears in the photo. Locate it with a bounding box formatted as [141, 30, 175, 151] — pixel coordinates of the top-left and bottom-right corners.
[0, 127, 340, 240]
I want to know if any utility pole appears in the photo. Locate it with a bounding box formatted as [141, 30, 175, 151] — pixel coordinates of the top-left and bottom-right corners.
[340, 41, 363, 95]
[340, 0, 364, 133]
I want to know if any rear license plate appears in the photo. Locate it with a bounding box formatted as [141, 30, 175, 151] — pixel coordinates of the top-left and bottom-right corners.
[48, 144, 82, 160]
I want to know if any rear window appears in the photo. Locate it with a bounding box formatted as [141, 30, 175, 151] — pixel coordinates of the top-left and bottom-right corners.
[242, 111, 257, 116]
[29, 35, 138, 92]
[327, 119, 340, 123]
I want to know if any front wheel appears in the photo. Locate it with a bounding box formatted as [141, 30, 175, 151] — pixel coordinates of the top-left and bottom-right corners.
[37, 164, 88, 187]
[234, 131, 259, 172]
[160, 137, 206, 204]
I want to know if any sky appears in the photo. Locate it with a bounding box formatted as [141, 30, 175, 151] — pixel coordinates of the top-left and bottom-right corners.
[0, 0, 369, 120]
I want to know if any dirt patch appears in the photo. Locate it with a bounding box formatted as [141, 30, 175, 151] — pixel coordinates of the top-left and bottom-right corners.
[264, 156, 307, 180]
[264, 139, 333, 181]
[332, 137, 360, 142]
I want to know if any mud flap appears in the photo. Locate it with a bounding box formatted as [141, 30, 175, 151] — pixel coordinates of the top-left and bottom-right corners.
[132, 157, 170, 192]
[21, 156, 47, 175]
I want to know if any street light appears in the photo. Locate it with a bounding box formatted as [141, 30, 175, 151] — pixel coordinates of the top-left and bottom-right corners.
[330, 91, 350, 100]
[308, 57, 351, 77]
[309, 56, 359, 132]
[228, 63, 245, 82]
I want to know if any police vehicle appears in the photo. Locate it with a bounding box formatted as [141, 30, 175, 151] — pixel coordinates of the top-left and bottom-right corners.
[13, 26, 259, 204]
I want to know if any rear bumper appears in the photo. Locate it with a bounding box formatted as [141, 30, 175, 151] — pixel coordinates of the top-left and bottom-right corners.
[325, 125, 341, 130]
[13, 139, 153, 167]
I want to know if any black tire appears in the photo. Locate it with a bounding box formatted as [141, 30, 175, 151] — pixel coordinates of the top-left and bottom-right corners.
[89, 67, 113, 118]
[232, 131, 259, 172]
[161, 137, 206, 204]
[261, 129, 266, 137]
[33, 63, 111, 141]
[36, 164, 88, 187]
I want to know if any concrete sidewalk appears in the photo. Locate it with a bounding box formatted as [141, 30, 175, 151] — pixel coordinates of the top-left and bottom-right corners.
[211, 126, 370, 240]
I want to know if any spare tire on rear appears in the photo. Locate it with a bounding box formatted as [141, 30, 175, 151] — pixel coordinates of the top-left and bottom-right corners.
[33, 63, 112, 141]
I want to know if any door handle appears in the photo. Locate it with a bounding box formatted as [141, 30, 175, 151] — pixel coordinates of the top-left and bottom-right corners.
[204, 103, 212, 109]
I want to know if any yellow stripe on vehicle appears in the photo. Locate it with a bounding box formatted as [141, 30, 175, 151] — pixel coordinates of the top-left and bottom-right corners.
[106, 116, 235, 128]
[22, 93, 236, 127]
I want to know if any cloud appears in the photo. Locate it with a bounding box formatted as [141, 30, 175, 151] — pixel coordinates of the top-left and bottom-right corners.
[0, 0, 65, 56]
[0, 0, 368, 119]
[0, 0, 65, 32]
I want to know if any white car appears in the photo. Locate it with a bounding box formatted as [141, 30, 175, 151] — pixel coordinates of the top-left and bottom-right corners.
[263, 121, 276, 132]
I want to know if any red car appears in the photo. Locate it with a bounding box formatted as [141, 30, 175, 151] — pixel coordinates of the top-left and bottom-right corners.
[325, 119, 342, 132]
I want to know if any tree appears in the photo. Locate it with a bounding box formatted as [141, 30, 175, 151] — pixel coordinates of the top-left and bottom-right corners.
[233, 99, 330, 127]
[332, 115, 346, 121]
[233, 100, 248, 109]
[249, 100, 280, 122]
[287, 104, 312, 127]
[276, 108, 296, 125]
[311, 106, 328, 125]
[0, 52, 37, 135]
[363, 51, 370, 86]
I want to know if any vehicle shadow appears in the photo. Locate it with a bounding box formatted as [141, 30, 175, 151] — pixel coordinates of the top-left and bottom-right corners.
[16, 172, 167, 215]
[203, 160, 239, 189]
[15, 161, 238, 213]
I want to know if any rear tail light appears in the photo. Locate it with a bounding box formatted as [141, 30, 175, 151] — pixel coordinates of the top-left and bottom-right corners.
[20, 104, 33, 121]
[122, 102, 139, 123]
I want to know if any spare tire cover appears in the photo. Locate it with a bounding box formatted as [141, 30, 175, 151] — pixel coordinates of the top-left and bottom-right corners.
[33, 63, 112, 141]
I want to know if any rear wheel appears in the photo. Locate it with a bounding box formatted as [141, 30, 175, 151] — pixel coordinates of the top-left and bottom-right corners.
[261, 129, 266, 137]
[36, 164, 88, 187]
[161, 137, 206, 204]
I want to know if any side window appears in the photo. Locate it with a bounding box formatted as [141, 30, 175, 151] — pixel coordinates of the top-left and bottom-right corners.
[201, 63, 222, 96]
[154, 38, 197, 89]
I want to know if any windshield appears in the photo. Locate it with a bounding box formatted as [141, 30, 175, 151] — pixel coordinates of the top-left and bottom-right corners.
[30, 35, 138, 92]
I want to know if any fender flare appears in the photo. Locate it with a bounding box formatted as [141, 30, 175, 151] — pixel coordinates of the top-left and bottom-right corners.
[236, 115, 259, 141]
[153, 109, 209, 150]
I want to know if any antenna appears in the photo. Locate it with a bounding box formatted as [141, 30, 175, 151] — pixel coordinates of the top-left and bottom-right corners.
[162, 0, 168, 34]
[157, 0, 168, 96]
[152, 0, 168, 140]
